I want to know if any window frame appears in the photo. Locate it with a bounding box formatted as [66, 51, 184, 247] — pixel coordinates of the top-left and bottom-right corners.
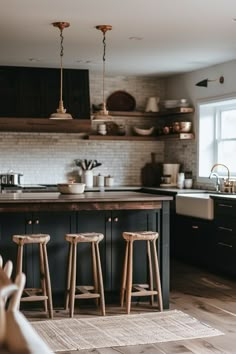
[197, 93, 236, 184]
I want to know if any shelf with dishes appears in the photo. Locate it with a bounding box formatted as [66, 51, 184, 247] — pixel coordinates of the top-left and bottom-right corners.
[87, 132, 194, 141]
[105, 107, 194, 118]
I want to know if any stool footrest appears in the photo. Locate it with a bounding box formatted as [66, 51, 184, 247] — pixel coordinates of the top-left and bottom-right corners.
[74, 293, 100, 300]
[76, 285, 94, 293]
[21, 295, 48, 302]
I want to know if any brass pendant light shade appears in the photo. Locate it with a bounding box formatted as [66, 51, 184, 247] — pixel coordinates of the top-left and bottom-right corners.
[93, 25, 113, 120]
[50, 21, 73, 120]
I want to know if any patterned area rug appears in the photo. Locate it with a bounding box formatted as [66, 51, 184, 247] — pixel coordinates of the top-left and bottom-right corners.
[32, 310, 223, 352]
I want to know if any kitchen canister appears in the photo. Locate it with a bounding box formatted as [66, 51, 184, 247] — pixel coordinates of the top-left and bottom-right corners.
[105, 176, 114, 187]
[84, 170, 93, 188]
[97, 174, 105, 187]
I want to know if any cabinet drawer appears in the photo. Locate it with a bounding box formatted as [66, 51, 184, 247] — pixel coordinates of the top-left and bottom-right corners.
[215, 223, 236, 234]
[215, 232, 236, 249]
[214, 200, 236, 218]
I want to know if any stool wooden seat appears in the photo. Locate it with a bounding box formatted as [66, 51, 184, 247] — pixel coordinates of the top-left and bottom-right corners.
[65, 232, 105, 317]
[121, 231, 163, 314]
[12, 234, 53, 318]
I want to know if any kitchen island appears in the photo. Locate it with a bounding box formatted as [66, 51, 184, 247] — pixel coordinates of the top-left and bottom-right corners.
[0, 191, 172, 309]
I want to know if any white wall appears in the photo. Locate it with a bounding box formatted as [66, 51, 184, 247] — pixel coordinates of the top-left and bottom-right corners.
[165, 59, 236, 188]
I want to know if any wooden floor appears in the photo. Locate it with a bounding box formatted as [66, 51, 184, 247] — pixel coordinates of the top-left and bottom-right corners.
[25, 260, 236, 354]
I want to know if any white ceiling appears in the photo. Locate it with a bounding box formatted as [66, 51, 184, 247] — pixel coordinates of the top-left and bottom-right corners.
[1, 0, 236, 77]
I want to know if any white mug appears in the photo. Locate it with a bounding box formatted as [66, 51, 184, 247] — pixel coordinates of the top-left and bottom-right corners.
[184, 179, 193, 189]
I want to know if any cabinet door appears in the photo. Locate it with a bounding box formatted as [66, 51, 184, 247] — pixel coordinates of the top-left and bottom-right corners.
[213, 200, 236, 275]
[64, 69, 91, 119]
[28, 211, 75, 299]
[76, 211, 108, 289]
[111, 210, 157, 292]
[0, 67, 19, 116]
[173, 215, 211, 266]
[0, 212, 26, 272]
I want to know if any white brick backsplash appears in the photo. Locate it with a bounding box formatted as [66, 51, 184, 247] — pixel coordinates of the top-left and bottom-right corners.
[0, 132, 164, 185]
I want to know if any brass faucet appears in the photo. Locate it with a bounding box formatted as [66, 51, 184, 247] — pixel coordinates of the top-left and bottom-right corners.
[209, 163, 231, 192]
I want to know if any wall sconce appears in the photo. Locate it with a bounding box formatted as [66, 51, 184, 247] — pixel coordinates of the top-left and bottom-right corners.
[195, 76, 224, 87]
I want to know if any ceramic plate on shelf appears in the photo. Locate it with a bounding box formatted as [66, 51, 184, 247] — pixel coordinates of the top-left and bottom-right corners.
[106, 91, 136, 111]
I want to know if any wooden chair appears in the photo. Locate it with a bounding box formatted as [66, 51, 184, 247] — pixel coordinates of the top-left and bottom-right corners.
[12, 233, 53, 318]
[120, 231, 163, 314]
[65, 232, 105, 317]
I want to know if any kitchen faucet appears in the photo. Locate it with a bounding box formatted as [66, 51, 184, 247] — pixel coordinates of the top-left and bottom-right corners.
[209, 163, 230, 192]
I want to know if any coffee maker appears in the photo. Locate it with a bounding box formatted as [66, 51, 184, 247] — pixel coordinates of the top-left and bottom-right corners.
[161, 164, 180, 186]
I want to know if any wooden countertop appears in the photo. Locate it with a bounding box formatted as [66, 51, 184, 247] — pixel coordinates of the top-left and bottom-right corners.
[0, 191, 173, 212]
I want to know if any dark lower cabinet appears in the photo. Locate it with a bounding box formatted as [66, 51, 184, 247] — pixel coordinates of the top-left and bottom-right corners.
[0, 211, 74, 297]
[174, 199, 236, 278]
[0, 209, 160, 306]
[212, 199, 236, 276]
[76, 210, 159, 295]
[173, 215, 211, 267]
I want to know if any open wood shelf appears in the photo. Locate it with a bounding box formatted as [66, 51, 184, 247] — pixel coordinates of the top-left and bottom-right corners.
[0, 118, 91, 133]
[87, 133, 194, 141]
[108, 107, 194, 117]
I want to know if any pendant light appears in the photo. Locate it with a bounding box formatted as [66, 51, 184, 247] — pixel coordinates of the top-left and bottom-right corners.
[50, 21, 72, 119]
[93, 25, 112, 120]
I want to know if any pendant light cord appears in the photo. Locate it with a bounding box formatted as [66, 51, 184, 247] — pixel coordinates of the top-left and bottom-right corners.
[102, 31, 106, 109]
[59, 28, 64, 106]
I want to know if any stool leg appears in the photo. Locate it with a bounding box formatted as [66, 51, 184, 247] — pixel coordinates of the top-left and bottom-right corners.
[69, 241, 77, 318]
[126, 240, 133, 314]
[95, 242, 105, 316]
[42, 243, 54, 319]
[16, 242, 24, 275]
[120, 240, 129, 307]
[92, 242, 99, 307]
[147, 240, 154, 306]
[65, 242, 73, 311]
[39, 243, 48, 313]
[152, 240, 163, 311]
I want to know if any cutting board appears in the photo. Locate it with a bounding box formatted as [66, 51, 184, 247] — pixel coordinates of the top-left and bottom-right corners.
[141, 153, 162, 187]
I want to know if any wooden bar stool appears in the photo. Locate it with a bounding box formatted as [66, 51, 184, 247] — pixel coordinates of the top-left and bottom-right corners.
[12, 234, 53, 318]
[121, 231, 163, 314]
[65, 232, 105, 318]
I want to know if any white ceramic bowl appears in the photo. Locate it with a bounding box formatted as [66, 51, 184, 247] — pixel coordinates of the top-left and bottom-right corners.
[133, 126, 155, 136]
[163, 100, 179, 108]
[58, 183, 85, 194]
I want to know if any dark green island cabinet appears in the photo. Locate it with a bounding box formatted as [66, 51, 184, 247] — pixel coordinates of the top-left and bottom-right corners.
[0, 191, 171, 308]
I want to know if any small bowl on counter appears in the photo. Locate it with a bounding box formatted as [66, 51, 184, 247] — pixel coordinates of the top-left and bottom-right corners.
[57, 183, 85, 194]
[133, 126, 155, 136]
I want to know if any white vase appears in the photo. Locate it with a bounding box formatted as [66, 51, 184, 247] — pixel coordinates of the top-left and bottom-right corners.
[145, 97, 159, 112]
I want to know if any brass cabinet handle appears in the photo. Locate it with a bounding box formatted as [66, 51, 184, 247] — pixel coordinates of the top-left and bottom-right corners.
[218, 203, 233, 208]
[107, 217, 112, 222]
[34, 219, 40, 225]
[218, 226, 233, 232]
[192, 225, 199, 229]
[27, 220, 32, 225]
[217, 242, 233, 248]
[114, 217, 119, 222]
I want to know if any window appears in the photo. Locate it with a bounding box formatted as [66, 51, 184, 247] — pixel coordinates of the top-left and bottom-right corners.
[198, 96, 236, 183]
